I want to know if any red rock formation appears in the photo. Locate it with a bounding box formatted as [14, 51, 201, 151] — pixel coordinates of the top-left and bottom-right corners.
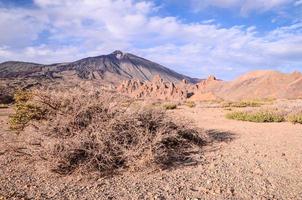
[117, 75, 189, 100]
[189, 75, 222, 101]
[117, 75, 222, 101]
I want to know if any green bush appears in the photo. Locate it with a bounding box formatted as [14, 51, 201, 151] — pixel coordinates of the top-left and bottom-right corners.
[287, 114, 302, 124]
[9, 90, 46, 131]
[226, 111, 284, 123]
[163, 103, 177, 110]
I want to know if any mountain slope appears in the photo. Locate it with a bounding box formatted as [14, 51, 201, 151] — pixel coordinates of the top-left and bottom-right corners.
[0, 50, 197, 84]
[1, 52, 301, 101]
[0, 61, 43, 78]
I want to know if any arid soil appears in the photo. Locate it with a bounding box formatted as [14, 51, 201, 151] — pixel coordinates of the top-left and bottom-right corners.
[0, 103, 302, 200]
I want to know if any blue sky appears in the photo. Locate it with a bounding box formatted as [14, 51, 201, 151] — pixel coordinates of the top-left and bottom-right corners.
[0, 0, 301, 79]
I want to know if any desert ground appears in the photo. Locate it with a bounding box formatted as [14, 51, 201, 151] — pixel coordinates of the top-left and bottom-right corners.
[1, 1, 302, 199]
[1, 100, 301, 200]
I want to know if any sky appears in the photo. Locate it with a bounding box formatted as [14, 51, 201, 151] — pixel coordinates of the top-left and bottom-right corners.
[0, 0, 301, 80]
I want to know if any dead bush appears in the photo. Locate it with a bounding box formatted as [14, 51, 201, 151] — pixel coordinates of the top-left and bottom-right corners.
[18, 87, 205, 175]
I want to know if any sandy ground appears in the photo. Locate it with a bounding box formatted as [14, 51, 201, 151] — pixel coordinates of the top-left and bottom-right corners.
[0, 104, 302, 200]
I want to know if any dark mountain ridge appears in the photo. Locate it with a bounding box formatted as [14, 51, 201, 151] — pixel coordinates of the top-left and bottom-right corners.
[0, 50, 198, 83]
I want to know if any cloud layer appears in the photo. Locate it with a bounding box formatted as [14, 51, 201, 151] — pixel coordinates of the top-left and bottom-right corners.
[0, 0, 301, 79]
[191, 0, 294, 14]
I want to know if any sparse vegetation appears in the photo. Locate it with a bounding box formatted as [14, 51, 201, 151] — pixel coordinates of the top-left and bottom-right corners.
[163, 103, 177, 110]
[222, 100, 263, 108]
[9, 90, 46, 131]
[13, 88, 205, 175]
[287, 114, 302, 124]
[185, 101, 196, 108]
[224, 107, 232, 111]
[226, 110, 285, 123]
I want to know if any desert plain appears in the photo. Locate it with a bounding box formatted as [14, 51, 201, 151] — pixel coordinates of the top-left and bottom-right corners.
[1, 97, 302, 200]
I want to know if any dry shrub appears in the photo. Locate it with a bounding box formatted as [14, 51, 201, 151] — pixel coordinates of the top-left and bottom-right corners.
[17, 87, 205, 175]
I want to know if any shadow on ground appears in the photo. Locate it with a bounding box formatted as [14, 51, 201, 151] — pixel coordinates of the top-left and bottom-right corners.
[206, 129, 237, 143]
[161, 129, 237, 170]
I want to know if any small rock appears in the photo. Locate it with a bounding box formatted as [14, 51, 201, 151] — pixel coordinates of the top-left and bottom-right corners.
[228, 187, 235, 195]
[190, 187, 199, 192]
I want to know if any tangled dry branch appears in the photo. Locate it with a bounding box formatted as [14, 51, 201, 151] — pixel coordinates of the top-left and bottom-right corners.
[12, 87, 207, 175]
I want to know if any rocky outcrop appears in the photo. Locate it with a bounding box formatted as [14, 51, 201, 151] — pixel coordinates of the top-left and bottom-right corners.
[117, 75, 191, 100]
[189, 75, 222, 101]
[117, 75, 222, 101]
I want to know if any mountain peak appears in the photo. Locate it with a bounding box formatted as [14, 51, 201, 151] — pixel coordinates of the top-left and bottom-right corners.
[0, 50, 196, 83]
[207, 75, 217, 81]
[111, 50, 125, 59]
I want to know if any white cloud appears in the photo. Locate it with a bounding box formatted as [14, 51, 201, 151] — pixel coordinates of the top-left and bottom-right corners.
[0, 0, 301, 79]
[294, 0, 302, 6]
[192, 0, 240, 9]
[191, 0, 294, 14]
[241, 0, 293, 14]
[0, 8, 45, 47]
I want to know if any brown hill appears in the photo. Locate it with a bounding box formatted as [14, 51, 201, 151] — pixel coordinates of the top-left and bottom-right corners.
[117, 70, 302, 101]
[209, 70, 302, 100]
